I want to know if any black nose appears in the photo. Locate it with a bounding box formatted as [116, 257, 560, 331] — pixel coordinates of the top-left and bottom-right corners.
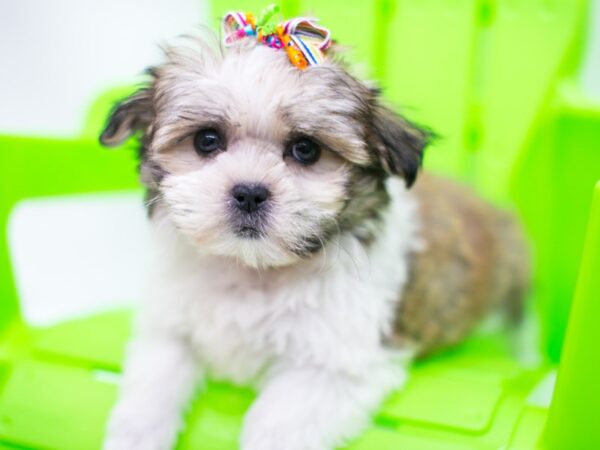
[231, 184, 270, 213]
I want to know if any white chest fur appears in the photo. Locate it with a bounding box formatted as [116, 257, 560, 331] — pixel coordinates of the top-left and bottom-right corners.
[139, 179, 420, 385]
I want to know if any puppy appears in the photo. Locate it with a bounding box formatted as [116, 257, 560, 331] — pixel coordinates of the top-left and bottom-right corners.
[99, 20, 528, 450]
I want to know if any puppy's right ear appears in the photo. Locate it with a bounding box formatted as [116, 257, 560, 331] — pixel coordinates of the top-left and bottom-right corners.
[100, 89, 153, 147]
[371, 102, 432, 188]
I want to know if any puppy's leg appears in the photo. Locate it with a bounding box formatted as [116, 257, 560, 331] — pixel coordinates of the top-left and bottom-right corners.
[241, 362, 405, 450]
[104, 333, 199, 450]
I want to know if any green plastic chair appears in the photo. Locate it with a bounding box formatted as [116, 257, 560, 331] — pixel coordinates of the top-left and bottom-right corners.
[1, 1, 599, 448]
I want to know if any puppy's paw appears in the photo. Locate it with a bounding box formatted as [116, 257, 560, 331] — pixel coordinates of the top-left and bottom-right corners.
[103, 427, 176, 450]
[103, 413, 179, 450]
[242, 433, 328, 450]
[104, 427, 177, 450]
[104, 434, 161, 450]
[242, 421, 330, 450]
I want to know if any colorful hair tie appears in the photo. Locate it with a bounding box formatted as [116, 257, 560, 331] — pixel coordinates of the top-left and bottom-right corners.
[222, 5, 331, 70]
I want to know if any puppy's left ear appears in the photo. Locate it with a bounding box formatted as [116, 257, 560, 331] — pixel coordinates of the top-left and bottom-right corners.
[100, 88, 153, 147]
[371, 102, 431, 188]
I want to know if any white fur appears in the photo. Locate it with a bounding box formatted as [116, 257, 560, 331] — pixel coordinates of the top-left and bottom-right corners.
[104, 38, 424, 450]
[159, 142, 350, 268]
[104, 178, 421, 450]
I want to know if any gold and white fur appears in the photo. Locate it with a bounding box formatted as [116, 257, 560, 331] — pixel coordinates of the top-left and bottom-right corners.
[100, 33, 528, 450]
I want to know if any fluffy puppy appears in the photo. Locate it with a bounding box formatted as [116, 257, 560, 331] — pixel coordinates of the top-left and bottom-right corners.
[99, 32, 528, 450]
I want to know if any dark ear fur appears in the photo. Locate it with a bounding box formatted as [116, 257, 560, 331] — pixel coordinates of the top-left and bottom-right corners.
[371, 102, 431, 188]
[100, 89, 153, 147]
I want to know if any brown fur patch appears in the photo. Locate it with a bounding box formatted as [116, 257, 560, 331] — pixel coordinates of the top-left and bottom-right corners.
[389, 174, 530, 357]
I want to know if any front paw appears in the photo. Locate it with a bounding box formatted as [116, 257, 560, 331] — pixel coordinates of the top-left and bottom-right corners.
[242, 421, 330, 450]
[242, 434, 328, 450]
[104, 432, 170, 450]
[103, 413, 179, 450]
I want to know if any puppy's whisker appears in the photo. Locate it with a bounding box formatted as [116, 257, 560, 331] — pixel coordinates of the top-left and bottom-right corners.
[144, 193, 164, 209]
[331, 218, 364, 281]
[339, 241, 364, 281]
[315, 234, 329, 275]
[328, 219, 358, 276]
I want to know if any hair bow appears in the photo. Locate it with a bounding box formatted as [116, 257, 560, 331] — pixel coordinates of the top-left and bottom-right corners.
[222, 5, 331, 70]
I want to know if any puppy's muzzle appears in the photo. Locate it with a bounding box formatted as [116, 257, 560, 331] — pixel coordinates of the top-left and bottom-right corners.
[229, 183, 271, 238]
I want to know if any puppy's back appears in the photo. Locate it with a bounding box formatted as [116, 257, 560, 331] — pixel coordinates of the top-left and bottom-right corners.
[390, 174, 529, 357]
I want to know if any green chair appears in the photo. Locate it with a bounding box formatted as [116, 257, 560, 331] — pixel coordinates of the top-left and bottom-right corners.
[1, 1, 599, 448]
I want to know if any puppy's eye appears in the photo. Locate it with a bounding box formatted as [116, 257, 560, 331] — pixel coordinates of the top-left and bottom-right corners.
[289, 138, 321, 165]
[193, 129, 223, 155]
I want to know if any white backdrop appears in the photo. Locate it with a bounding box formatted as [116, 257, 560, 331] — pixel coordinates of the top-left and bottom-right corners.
[0, 0, 207, 136]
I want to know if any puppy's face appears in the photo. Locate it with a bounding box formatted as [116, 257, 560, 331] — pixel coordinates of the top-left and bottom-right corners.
[101, 37, 429, 268]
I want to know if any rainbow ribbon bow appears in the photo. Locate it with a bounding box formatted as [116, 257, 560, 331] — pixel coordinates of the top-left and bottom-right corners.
[222, 6, 331, 70]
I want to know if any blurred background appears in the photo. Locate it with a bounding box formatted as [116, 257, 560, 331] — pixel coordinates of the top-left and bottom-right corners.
[1, 0, 600, 137]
